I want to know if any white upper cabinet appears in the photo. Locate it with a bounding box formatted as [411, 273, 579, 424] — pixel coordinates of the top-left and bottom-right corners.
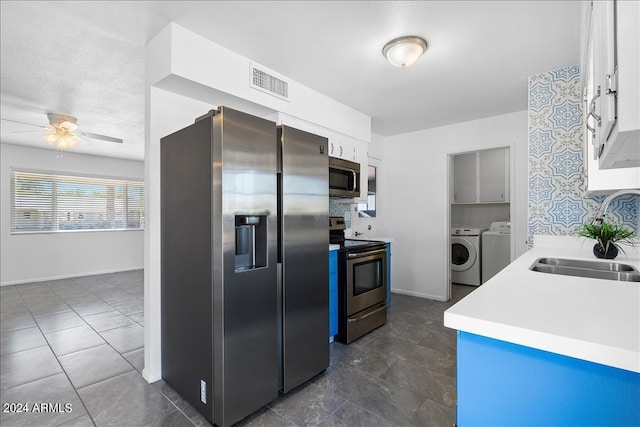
[479, 148, 509, 202]
[452, 153, 477, 203]
[584, 0, 640, 170]
[452, 148, 509, 204]
[329, 136, 356, 161]
[581, 0, 640, 191]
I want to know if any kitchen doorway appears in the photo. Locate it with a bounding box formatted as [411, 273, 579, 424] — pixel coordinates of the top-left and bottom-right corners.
[447, 146, 514, 300]
[353, 157, 382, 239]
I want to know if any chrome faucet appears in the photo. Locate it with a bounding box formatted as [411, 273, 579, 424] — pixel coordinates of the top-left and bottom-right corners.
[592, 189, 640, 225]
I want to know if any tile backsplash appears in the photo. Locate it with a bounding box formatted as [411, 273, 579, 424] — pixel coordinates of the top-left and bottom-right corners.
[527, 65, 638, 246]
[329, 199, 353, 229]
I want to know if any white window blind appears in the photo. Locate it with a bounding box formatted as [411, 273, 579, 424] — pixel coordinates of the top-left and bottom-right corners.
[11, 170, 144, 233]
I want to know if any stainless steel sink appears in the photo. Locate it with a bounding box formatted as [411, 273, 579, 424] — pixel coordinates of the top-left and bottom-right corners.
[536, 257, 637, 272]
[530, 258, 640, 282]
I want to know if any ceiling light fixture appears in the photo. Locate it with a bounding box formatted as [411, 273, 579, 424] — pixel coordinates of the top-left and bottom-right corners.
[43, 114, 80, 152]
[382, 36, 428, 68]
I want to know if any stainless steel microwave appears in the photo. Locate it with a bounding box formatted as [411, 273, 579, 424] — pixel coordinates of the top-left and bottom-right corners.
[329, 157, 360, 198]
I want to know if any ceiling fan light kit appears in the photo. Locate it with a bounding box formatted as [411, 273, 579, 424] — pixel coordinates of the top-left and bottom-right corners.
[382, 36, 428, 68]
[43, 124, 80, 150]
[43, 114, 81, 150]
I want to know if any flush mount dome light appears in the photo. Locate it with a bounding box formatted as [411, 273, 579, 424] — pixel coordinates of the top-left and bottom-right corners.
[382, 36, 427, 68]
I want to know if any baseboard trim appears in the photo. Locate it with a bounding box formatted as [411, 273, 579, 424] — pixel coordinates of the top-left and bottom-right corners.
[0, 266, 144, 286]
[142, 367, 162, 384]
[391, 287, 448, 302]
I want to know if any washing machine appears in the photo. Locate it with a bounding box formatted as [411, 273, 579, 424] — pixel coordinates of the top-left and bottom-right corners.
[451, 227, 486, 286]
[482, 221, 511, 283]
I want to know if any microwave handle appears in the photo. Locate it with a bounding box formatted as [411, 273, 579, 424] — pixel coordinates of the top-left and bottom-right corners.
[351, 170, 357, 192]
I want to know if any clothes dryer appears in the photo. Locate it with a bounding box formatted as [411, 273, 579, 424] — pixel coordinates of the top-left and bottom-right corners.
[482, 221, 511, 283]
[451, 227, 486, 286]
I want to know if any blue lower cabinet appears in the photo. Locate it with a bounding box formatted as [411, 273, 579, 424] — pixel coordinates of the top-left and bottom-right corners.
[329, 250, 338, 341]
[386, 243, 391, 307]
[456, 331, 640, 426]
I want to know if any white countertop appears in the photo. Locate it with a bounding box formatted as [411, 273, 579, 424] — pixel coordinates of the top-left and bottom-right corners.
[373, 237, 393, 243]
[444, 235, 640, 373]
[352, 237, 394, 243]
[329, 244, 340, 251]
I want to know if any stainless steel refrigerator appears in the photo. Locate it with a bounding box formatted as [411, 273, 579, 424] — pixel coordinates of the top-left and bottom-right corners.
[161, 106, 328, 427]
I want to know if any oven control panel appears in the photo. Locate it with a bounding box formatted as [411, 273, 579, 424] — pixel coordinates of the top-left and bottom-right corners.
[329, 216, 346, 230]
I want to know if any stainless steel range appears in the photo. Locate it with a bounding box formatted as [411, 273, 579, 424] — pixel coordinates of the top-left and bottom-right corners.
[330, 216, 387, 343]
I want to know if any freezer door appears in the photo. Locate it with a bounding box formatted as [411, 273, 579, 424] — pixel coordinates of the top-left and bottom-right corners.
[278, 125, 330, 393]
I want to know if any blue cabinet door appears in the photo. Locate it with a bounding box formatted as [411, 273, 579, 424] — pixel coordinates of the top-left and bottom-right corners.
[329, 250, 338, 340]
[456, 331, 640, 426]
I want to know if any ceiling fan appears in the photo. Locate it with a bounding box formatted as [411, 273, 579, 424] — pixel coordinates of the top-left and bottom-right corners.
[3, 113, 123, 151]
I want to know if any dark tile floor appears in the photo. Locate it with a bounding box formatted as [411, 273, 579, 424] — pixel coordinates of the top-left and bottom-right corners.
[0, 271, 475, 426]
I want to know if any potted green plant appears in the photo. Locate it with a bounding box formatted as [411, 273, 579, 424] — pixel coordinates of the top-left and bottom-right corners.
[576, 221, 638, 259]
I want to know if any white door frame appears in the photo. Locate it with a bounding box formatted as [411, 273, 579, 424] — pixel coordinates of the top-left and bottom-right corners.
[446, 144, 515, 301]
[352, 156, 382, 238]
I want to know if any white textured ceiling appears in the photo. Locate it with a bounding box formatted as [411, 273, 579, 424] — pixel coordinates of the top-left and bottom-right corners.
[0, 1, 581, 160]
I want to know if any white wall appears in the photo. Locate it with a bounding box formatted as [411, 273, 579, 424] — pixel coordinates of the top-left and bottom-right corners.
[0, 143, 144, 285]
[382, 110, 528, 301]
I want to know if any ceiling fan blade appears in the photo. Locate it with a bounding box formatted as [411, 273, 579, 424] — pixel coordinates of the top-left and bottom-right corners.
[11, 129, 46, 134]
[77, 135, 93, 145]
[80, 132, 123, 144]
[1, 117, 49, 129]
[3, 116, 123, 144]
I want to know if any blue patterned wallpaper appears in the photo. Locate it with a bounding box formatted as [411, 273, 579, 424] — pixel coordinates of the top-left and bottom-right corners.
[528, 65, 638, 245]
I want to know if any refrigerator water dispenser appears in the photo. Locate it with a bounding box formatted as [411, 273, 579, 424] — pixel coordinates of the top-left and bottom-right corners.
[235, 215, 267, 271]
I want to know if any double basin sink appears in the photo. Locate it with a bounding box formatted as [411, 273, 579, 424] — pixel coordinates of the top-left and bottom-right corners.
[530, 257, 640, 282]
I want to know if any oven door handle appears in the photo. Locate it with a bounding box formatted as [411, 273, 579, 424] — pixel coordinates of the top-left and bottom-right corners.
[347, 248, 387, 259]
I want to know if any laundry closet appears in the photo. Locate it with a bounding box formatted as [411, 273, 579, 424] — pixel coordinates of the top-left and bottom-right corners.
[449, 147, 512, 286]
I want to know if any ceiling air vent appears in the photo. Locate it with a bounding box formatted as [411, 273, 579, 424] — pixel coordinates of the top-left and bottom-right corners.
[250, 63, 289, 101]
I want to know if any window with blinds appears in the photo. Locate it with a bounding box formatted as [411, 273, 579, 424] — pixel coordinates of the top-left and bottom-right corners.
[11, 170, 144, 233]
